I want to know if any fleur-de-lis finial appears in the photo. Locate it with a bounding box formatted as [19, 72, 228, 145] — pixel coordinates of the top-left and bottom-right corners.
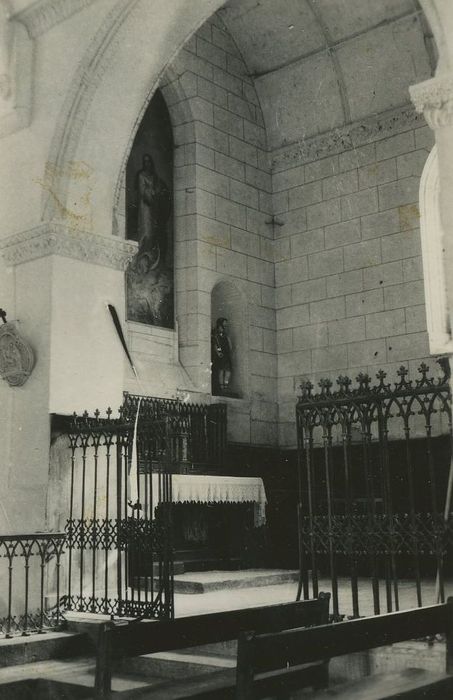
[299, 379, 313, 398]
[319, 378, 333, 395]
[396, 365, 410, 388]
[416, 362, 434, 387]
[337, 375, 352, 393]
[375, 369, 389, 391]
[418, 362, 429, 378]
[356, 372, 371, 390]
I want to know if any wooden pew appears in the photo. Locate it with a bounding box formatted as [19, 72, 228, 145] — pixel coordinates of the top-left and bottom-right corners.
[94, 594, 330, 699]
[235, 598, 453, 699]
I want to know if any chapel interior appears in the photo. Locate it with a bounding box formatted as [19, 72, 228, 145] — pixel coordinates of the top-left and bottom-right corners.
[1, 0, 453, 697]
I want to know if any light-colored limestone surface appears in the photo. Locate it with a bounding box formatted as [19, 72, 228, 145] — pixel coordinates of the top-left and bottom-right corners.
[0, 0, 453, 533]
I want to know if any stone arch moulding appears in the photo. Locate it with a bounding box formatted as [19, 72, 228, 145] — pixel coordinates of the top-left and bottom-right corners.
[419, 0, 453, 74]
[42, 0, 226, 235]
[419, 145, 453, 355]
[211, 279, 249, 400]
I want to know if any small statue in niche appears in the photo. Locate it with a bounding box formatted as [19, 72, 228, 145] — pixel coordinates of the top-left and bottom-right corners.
[211, 317, 233, 395]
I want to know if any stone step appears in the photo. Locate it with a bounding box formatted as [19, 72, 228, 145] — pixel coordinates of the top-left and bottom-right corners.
[118, 649, 235, 681]
[165, 568, 299, 594]
[145, 557, 241, 576]
[0, 656, 155, 694]
[177, 640, 237, 659]
[0, 652, 234, 698]
[0, 630, 90, 669]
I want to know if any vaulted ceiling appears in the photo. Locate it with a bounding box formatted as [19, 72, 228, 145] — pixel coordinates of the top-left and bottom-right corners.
[219, 0, 435, 149]
[9, 0, 436, 152]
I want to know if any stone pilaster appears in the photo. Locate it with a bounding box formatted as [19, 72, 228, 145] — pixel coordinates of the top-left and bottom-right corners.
[0, 224, 136, 531]
[410, 74, 453, 368]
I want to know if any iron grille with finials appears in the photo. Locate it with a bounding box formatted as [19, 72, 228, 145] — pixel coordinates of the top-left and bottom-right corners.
[0, 533, 66, 638]
[122, 393, 227, 472]
[296, 362, 452, 620]
[57, 394, 227, 621]
[63, 403, 174, 620]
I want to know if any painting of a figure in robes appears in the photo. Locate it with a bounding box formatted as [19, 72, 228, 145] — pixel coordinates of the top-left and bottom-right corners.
[126, 89, 174, 328]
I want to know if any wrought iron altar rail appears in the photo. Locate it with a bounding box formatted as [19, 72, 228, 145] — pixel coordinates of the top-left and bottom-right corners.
[296, 363, 452, 619]
[0, 533, 66, 638]
[122, 394, 227, 470]
[62, 407, 174, 620]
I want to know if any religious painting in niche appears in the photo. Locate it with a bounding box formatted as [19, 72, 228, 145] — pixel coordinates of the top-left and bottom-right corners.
[126, 89, 174, 328]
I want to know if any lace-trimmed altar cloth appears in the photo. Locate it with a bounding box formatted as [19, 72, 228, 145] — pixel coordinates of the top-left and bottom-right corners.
[152, 474, 267, 526]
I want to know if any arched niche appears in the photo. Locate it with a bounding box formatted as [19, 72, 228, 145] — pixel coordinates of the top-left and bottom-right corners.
[109, 50, 221, 396]
[211, 281, 247, 399]
[112, 64, 197, 240]
[420, 144, 453, 354]
[125, 88, 175, 330]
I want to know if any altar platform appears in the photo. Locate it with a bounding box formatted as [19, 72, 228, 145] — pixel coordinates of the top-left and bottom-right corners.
[170, 568, 298, 594]
[173, 575, 453, 620]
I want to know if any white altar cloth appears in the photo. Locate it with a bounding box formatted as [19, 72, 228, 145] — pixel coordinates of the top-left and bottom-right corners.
[151, 474, 267, 526]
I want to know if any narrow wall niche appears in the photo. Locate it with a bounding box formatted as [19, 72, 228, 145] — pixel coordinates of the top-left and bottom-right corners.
[211, 281, 247, 399]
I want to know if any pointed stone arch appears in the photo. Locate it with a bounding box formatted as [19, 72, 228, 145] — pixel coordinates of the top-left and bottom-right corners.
[43, 0, 226, 233]
[112, 64, 198, 239]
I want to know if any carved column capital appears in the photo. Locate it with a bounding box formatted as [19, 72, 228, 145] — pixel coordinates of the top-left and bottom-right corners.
[0, 223, 137, 270]
[410, 75, 453, 129]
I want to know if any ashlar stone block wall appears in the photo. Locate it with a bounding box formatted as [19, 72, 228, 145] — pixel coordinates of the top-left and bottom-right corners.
[117, 15, 278, 445]
[274, 118, 437, 447]
[116, 16, 439, 450]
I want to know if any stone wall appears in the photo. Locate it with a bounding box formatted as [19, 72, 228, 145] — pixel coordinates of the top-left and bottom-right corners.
[273, 113, 437, 447]
[116, 14, 278, 445]
[0, 0, 443, 465]
[119, 13, 439, 449]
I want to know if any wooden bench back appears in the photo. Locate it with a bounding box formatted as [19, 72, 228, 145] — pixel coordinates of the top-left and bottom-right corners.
[95, 595, 330, 698]
[108, 594, 330, 659]
[236, 599, 453, 699]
